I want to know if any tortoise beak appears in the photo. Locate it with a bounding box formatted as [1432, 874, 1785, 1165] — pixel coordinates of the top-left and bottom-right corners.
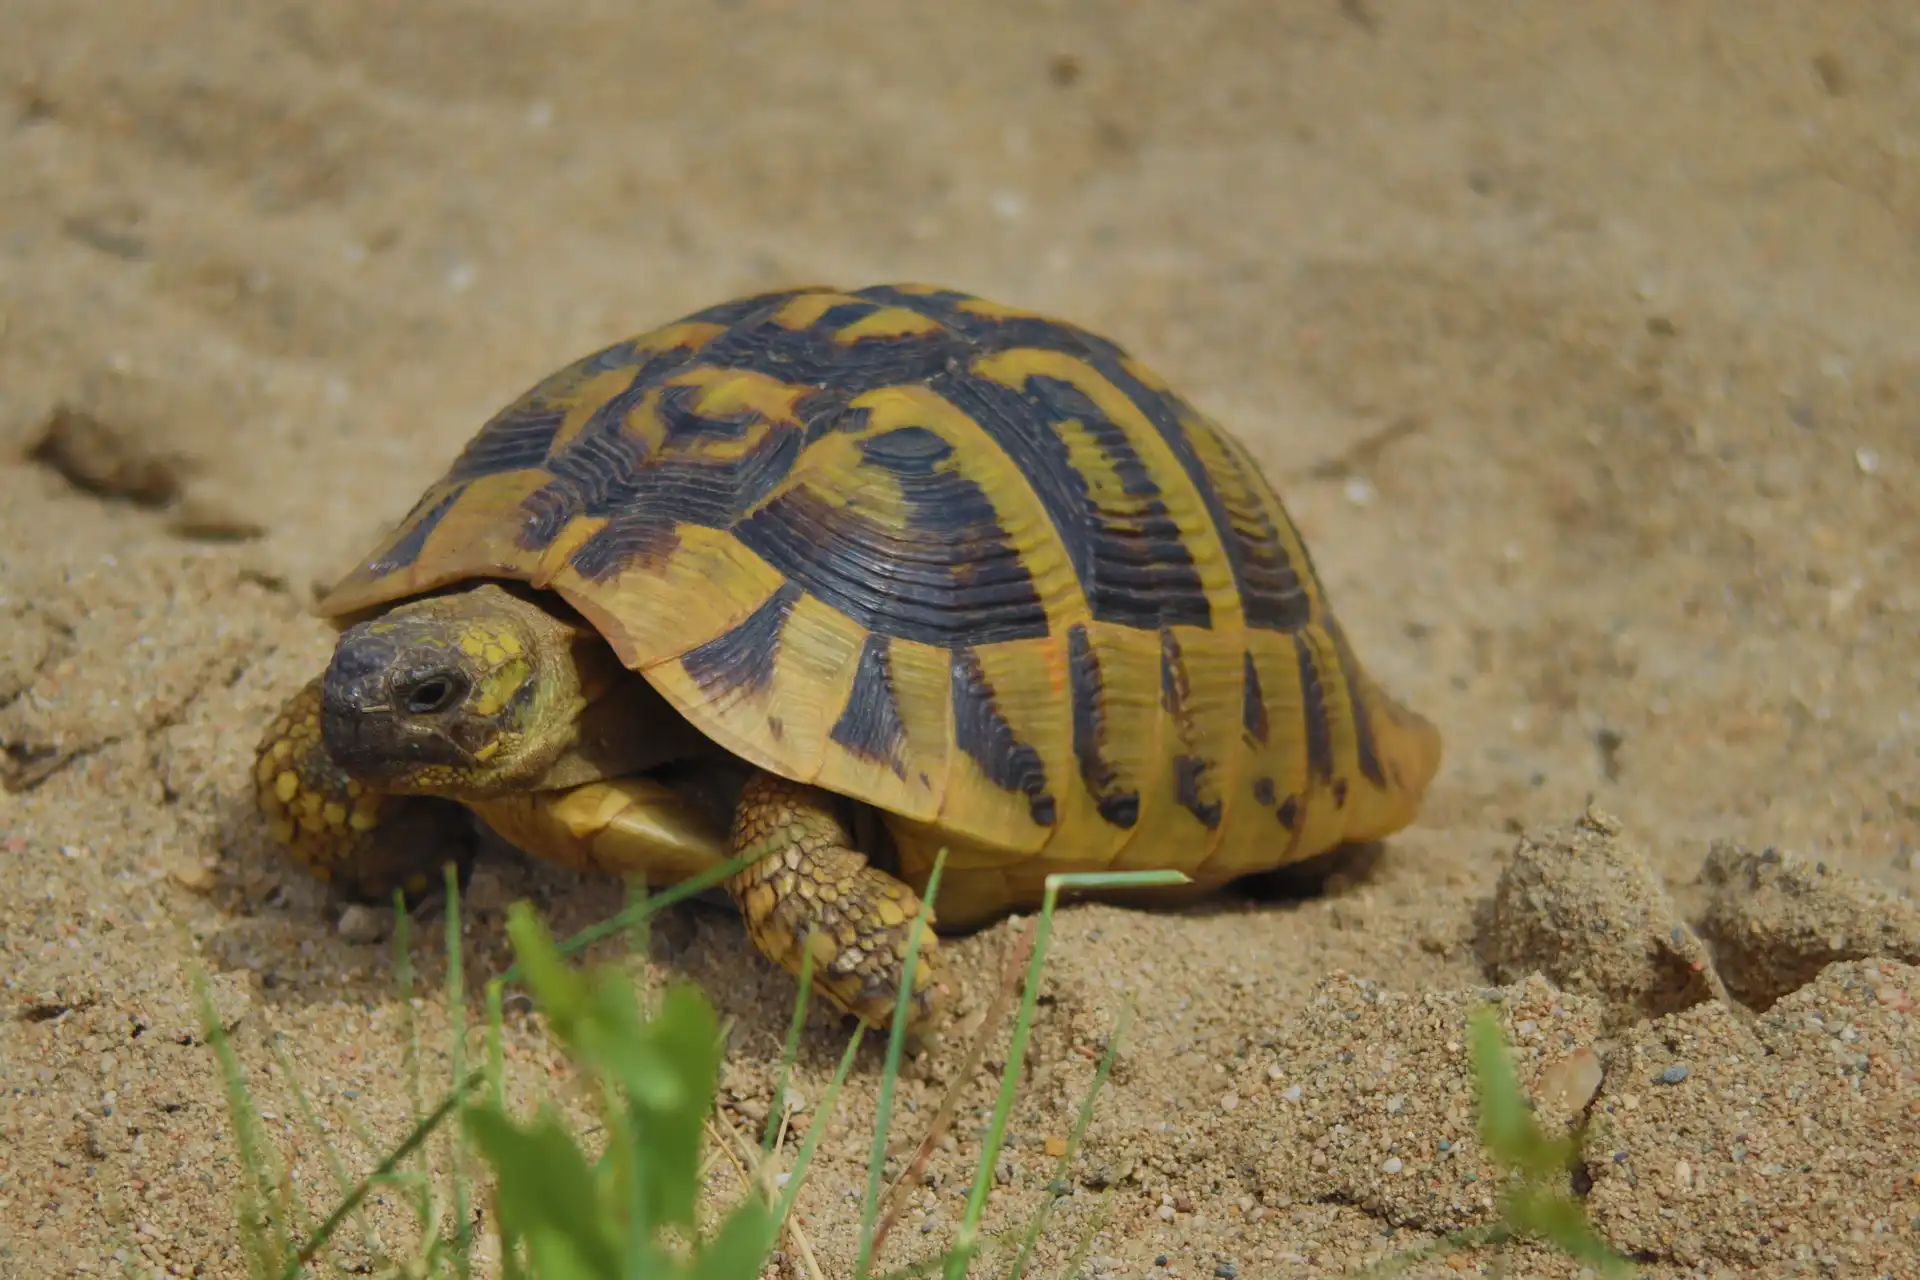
[320, 620, 475, 787]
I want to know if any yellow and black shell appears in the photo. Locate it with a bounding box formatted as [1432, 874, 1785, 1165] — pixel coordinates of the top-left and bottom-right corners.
[318, 283, 1441, 923]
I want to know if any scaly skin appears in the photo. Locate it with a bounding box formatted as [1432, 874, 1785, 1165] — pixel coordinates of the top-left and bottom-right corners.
[725, 770, 949, 1036]
[252, 587, 953, 1033]
[253, 677, 474, 901]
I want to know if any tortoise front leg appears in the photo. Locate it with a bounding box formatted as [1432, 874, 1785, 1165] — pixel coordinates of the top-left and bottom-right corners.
[254, 677, 475, 901]
[726, 770, 951, 1036]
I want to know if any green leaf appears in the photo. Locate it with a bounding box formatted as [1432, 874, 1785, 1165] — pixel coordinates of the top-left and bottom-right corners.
[1466, 1010, 1535, 1164]
[506, 903, 592, 1050]
[691, 1200, 783, 1280]
[1467, 1010, 1577, 1174]
[623, 983, 722, 1232]
[1504, 1187, 1636, 1276]
[524, 1229, 614, 1280]
[462, 1102, 622, 1278]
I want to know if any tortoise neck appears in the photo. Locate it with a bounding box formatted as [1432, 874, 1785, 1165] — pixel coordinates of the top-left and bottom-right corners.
[520, 634, 719, 793]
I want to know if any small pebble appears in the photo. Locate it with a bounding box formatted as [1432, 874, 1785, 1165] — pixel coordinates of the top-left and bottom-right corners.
[1158, 1204, 1175, 1221]
[1538, 1047, 1605, 1111]
[1656, 1063, 1691, 1085]
[463, 866, 512, 914]
[1382, 1156, 1404, 1174]
[336, 904, 391, 945]
[1214, 1264, 1238, 1279]
[1281, 1084, 1303, 1103]
[166, 856, 215, 892]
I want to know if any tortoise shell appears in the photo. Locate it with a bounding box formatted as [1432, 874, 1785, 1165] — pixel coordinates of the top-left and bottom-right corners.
[318, 283, 1441, 899]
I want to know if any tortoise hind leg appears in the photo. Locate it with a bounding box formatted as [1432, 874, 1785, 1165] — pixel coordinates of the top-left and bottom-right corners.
[254, 677, 475, 901]
[726, 770, 950, 1035]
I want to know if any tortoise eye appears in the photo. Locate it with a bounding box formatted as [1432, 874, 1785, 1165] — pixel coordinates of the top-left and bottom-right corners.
[403, 673, 466, 715]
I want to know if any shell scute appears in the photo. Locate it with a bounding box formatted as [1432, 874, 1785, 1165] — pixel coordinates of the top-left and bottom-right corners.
[316, 284, 1441, 874]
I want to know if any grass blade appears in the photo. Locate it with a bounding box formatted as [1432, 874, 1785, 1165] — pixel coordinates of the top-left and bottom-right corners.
[495, 854, 754, 987]
[856, 848, 947, 1279]
[283, 1069, 484, 1275]
[772, 1022, 868, 1231]
[444, 864, 474, 1276]
[945, 869, 1185, 1279]
[765, 941, 818, 1155]
[1006, 1000, 1131, 1280]
[195, 964, 293, 1275]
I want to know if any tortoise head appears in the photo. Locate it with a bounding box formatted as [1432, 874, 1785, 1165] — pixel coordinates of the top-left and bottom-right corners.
[319, 583, 595, 799]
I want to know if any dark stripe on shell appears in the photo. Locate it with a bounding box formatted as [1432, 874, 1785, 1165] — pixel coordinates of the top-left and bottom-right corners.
[1276, 794, 1301, 831]
[1068, 365, 1308, 634]
[1159, 627, 1189, 718]
[1066, 624, 1140, 829]
[1293, 632, 1335, 784]
[1174, 755, 1222, 830]
[798, 390, 858, 443]
[1241, 650, 1269, 747]
[1158, 628, 1221, 828]
[450, 342, 709, 489]
[950, 646, 1055, 827]
[565, 427, 804, 580]
[653, 382, 764, 443]
[679, 288, 823, 329]
[517, 374, 660, 551]
[1253, 776, 1276, 807]
[364, 484, 466, 576]
[1190, 435, 1315, 634]
[680, 582, 800, 699]
[829, 634, 910, 778]
[698, 299, 963, 392]
[854, 285, 1312, 634]
[445, 407, 566, 483]
[851, 285, 1091, 356]
[932, 369, 1210, 631]
[1323, 617, 1389, 790]
[1036, 373, 1210, 629]
[731, 427, 1049, 647]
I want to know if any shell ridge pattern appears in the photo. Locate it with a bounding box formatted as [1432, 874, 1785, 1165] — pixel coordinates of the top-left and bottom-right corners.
[324, 283, 1435, 872]
[852, 288, 1309, 862]
[854, 285, 1313, 637]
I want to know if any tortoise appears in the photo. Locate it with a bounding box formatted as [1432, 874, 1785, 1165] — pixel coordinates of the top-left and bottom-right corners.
[253, 282, 1442, 1036]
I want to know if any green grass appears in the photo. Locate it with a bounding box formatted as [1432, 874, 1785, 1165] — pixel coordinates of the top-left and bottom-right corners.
[197, 862, 1640, 1279]
[195, 857, 1177, 1278]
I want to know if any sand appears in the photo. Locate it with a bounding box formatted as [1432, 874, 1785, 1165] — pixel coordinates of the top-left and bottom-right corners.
[3, 2, 1918, 1276]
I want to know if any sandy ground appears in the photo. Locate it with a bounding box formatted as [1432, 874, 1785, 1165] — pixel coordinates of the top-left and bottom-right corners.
[3, 2, 1919, 1276]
